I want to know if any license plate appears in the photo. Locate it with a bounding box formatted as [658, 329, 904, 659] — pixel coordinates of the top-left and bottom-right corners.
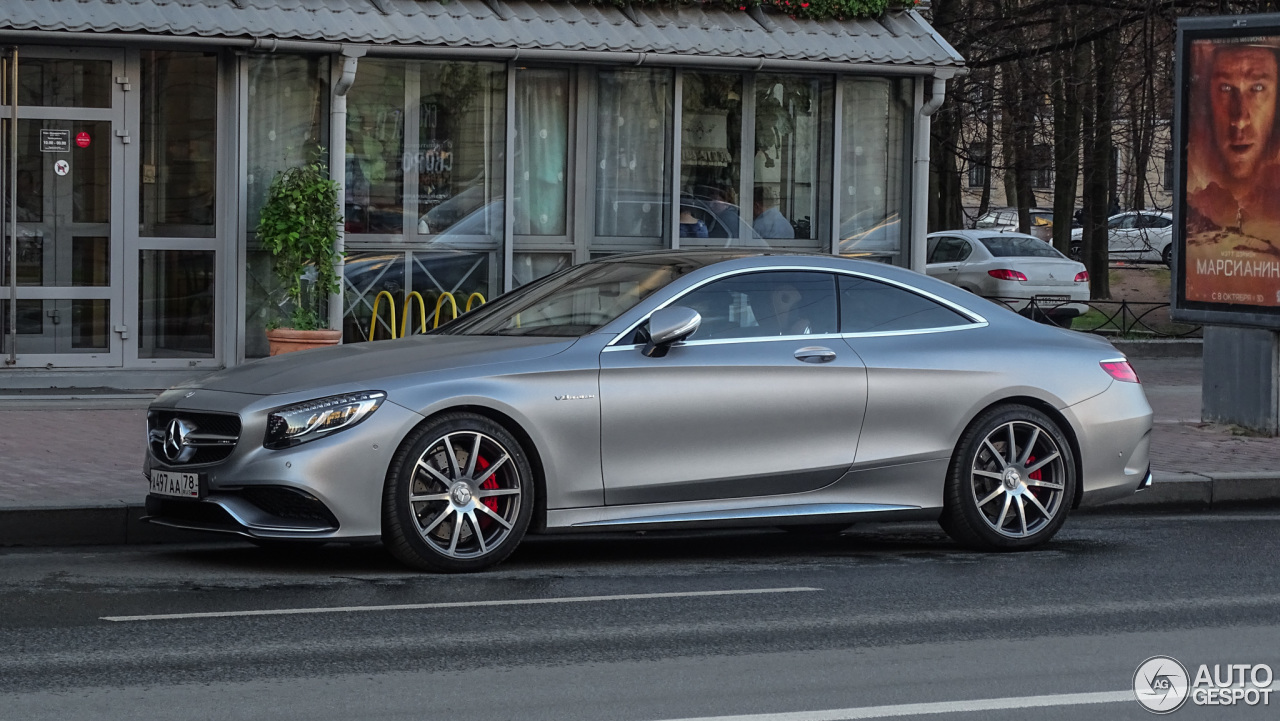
[1034, 295, 1071, 304]
[149, 470, 203, 499]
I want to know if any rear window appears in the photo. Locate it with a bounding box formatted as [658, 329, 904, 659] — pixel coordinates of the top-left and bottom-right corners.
[839, 275, 970, 333]
[979, 236, 1062, 258]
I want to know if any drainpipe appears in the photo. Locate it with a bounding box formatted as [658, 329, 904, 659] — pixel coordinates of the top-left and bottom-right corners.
[328, 46, 363, 334]
[909, 72, 954, 273]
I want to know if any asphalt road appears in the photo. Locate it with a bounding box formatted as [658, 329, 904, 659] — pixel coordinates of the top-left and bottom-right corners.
[2, 512, 1279, 721]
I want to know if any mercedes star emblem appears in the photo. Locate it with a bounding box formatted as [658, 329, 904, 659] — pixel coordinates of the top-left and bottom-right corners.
[163, 418, 195, 463]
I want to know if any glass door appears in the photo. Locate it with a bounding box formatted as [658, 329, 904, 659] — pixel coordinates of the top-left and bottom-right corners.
[2, 47, 124, 367]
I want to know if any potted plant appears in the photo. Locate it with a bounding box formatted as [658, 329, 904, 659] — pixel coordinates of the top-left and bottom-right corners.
[257, 157, 344, 355]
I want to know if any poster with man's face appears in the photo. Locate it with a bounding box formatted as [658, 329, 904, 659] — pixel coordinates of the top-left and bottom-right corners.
[1183, 36, 1280, 310]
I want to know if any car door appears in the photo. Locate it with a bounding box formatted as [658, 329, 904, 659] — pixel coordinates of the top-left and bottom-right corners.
[925, 236, 973, 285]
[598, 270, 867, 506]
[1138, 213, 1173, 261]
[1108, 213, 1141, 255]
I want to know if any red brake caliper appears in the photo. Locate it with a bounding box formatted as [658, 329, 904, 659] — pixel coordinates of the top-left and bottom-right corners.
[1027, 455, 1043, 502]
[477, 455, 499, 513]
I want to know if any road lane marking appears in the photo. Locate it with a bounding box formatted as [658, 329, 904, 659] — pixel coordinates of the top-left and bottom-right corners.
[100, 586, 821, 622]
[651, 691, 1132, 720]
[652, 681, 1280, 720]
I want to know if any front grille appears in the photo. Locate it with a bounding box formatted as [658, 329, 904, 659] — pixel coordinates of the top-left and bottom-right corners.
[238, 486, 340, 526]
[148, 410, 242, 465]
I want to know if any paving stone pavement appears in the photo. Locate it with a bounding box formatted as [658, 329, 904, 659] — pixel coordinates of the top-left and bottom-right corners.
[0, 355, 1275, 509]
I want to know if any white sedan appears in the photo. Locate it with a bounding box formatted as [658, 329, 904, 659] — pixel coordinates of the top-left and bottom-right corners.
[926, 230, 1091, 321]
[1069, 211, 1174, 266]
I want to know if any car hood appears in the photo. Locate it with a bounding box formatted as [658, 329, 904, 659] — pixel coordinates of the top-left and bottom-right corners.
[190, 335, 576, 396]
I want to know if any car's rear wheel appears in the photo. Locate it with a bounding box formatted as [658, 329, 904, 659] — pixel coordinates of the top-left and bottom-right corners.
[940, 404, 1076, 551]
[1068, 243, 1082, 261]
[383, 413, 533, 572]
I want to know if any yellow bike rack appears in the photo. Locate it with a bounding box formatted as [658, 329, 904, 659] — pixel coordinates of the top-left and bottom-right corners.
[432, 292, 459, 329]
[369, 290, 398, 341]
[367, 289, 487, 340]
[401, 291, 428, 338]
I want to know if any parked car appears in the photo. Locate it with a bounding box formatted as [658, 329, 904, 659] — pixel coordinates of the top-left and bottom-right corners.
[926, 230, 1091, 322]
[144, 250, 1151, 572]
[973, 207, 1056, 241]
[1069, 210, 1174, 267]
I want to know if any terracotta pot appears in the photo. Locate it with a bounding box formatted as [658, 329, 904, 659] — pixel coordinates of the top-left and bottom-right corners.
[265, 328, 343, 356]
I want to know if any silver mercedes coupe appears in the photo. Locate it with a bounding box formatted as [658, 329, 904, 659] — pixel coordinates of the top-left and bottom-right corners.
[144, 251, 1154, 572]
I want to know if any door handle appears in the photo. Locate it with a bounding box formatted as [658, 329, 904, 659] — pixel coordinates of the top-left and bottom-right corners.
[794, 346, 836, 363]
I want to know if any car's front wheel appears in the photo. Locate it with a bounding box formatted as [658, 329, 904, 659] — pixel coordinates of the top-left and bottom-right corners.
[1161, 243, 1172, 268]
[382, 413, 534, 572]
[940, 404, 1076, 551]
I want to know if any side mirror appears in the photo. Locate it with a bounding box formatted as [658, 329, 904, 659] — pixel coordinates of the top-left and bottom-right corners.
[642, 306, 701, 358]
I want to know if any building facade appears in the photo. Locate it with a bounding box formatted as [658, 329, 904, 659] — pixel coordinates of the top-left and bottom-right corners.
[1, 0, 963, 389]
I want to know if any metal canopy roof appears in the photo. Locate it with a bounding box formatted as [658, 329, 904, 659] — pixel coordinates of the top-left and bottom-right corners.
[2, 0, 964, 69]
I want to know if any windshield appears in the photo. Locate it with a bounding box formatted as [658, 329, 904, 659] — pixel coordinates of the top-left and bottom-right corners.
[436, 260, 691, 337]
[979, 236, 1064, 258]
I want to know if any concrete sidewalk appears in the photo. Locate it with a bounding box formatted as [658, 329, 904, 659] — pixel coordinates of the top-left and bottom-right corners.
[1, 346, 1277, 545]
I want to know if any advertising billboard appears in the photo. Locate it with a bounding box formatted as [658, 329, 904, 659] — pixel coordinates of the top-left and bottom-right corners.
[1173, 15, 1280, 329]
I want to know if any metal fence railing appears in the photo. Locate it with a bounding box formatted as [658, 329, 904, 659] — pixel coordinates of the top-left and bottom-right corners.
[987, 297, 1203, 338]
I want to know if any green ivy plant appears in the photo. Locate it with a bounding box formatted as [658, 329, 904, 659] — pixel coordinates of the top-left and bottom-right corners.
[256, 158, 343, 331]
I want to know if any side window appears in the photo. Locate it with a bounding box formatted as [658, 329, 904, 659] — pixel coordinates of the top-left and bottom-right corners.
[929, 237, 970, 264]
[676, 271, 838, 340]
[1118, 215, 1140, 229]
[1146, 214, 1173, 229]
[839, 275, 970, 333]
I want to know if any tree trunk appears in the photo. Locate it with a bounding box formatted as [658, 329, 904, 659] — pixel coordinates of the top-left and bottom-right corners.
[1052, 35, 1085, 256]
[1085, 33, 1115, 300]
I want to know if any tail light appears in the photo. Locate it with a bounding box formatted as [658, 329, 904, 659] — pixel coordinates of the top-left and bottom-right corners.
[1100, 360, 1139, 383]
[988, 269, 1028, 282]
[1074, 271, 1089, 282]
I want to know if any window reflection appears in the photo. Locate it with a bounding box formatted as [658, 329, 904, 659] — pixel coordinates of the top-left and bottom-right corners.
[416, 62, 506, 240]
[680, 73, 746, 244]
[140, 51, 218, 238]
[839, 78, 910, 261]
[595, 68, 671, 245]
[138, 250, 215, 358]
[246, 55, 329, 229]
[753, 75, 829, 246]
[514, 68, 570, 237]
[345, 59, 405, 234]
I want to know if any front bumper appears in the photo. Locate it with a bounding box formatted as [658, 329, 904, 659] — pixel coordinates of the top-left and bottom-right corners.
[143, 395, 424, 540]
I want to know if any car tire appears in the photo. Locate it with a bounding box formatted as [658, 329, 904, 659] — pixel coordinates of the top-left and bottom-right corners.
[382, 412, 534, 572]
[1068, 243, 1082, 261]
[1161, 244, 1172, 268]
[939, 404, 1076, 551]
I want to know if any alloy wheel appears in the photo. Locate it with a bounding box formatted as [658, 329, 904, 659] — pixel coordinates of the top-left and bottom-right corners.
[408, 431, 522, 559]
[968, 420, 1066, 538]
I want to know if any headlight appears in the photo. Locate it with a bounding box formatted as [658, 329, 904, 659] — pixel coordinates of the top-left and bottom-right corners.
[263, 391, 386, 450]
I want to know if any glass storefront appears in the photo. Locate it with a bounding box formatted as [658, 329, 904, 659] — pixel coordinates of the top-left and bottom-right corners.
[2, 44, 923, 374]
